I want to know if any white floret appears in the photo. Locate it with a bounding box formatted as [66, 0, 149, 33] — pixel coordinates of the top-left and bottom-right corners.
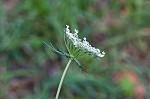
[65, 25, 105, 58]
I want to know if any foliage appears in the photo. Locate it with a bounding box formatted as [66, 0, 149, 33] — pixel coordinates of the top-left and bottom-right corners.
[0, 0, 150, 99]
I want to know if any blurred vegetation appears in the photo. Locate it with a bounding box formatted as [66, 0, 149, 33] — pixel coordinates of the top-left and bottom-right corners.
[0, 0, 150, 99]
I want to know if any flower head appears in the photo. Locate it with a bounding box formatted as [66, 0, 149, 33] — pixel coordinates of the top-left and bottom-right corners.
[65, 25, 105, 58]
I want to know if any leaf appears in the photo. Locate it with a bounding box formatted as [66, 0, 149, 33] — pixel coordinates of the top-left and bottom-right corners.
[43, 41, 70, 58]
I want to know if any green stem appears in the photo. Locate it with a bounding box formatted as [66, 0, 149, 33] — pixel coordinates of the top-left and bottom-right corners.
[55, 59, 72, 99]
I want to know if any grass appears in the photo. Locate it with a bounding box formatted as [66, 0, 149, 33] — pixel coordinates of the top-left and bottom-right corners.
[0, 0, 150, 99]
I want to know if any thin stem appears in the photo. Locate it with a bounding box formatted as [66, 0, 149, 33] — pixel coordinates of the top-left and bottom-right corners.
[55, 59, 72, 99]
[64, 34, 71, 55]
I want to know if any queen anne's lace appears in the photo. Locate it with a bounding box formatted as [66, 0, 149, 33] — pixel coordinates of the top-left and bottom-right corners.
[65, 25, 105, 58]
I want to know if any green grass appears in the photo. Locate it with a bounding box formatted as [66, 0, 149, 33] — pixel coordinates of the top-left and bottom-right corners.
[0, 0, 150, 99]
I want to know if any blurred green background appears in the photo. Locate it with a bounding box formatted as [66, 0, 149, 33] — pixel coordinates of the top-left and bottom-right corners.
[0, 0, 150, 99]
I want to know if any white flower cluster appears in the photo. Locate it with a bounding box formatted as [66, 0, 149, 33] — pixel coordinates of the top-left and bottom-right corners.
[65, 25, 105, 58]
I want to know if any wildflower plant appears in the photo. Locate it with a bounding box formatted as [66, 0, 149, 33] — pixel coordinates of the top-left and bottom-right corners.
[44, 25, 105, 99]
